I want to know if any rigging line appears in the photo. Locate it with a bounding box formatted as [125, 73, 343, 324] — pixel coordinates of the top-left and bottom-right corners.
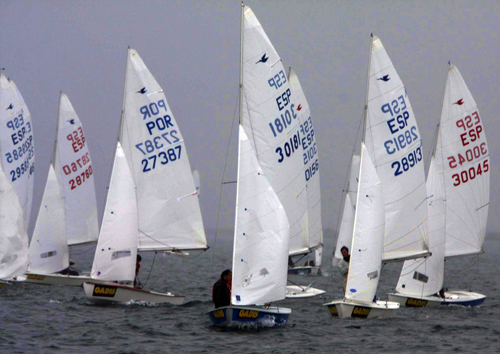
[142, 251, 157, 287]
[211, 91, 239, 271]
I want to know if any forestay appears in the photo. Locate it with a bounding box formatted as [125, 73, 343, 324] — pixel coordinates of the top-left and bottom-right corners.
[288, 69, 323, 255]
[240, 7, 309, 256]
[335, 155, 360, 260]
[363, 36, 429, 262]
[27, 165, 68, 274]
[439, 65, 489, 258]
[0, 164, 28, 279]
[54, 93, 98, 246]
[345, 144, 384, 303]
[120, 48, 207, 252]
[0, 73, 35, 228]
[91, 143, 137, 282]
[232, 126, 290, 306]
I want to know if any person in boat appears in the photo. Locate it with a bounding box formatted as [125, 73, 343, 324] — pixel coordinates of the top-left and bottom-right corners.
[212, 269, 232, 308]
[338, 246, 350, 292]
[134, 254, 142, 288]
[57, 260, 80, 276]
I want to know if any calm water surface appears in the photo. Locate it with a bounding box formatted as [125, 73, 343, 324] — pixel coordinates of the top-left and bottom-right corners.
[1, 231, 499, 353]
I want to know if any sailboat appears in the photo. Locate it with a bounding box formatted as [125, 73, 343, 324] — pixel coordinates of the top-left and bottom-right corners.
[325, 144, 398, 318]
[23, 93, 100, 286]
[325, 35, 429, 318]
[0, 72, 35, 230]
[388, 64, 489, 307]
[0, 163, 29, 289]
[286, 69, 324, 278]
[83, 48, 207, 304]
[207, 4, 296, 327]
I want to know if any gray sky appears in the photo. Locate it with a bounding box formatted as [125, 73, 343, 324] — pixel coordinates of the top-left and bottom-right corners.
[2, 0, 499, 239]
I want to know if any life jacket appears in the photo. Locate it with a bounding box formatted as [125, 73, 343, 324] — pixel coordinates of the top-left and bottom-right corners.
[212, 280, 231, 300]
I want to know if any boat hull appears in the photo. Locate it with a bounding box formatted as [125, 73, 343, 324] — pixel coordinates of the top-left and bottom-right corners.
[288, 266, 321, 276]
[207, 305, 291, 328]
[324, 299, 399, 319]
[387, 290, 486, 307]
[20, 273, 105, 287]
[286, 285, 325, 298]
[83, 282, 185, 305]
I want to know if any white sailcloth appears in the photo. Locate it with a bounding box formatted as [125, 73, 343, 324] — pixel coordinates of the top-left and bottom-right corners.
[241, 7, 309, 257]
[232, 126, 290, 306]
[288, 69, 323, 255]
[193, 169, 201, 195]
[90, 143, 137, 282]
[54, 93, 98, 246]
[335, 155, 361, 260]
[27, 165, 68, 274]
[345, 144, 384, 303]
[120, 48, 206, 252]
[440, 65, 490, 258]
[395, 154, 446, 296]
[0, 164, 28, 279]
[364, 36, 429, 262]
[0, 73, 35, 228]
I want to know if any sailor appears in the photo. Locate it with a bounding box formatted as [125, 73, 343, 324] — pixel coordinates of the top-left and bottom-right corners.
[57, 260, 80, 276]
[338, 246, 350, 293]
[212, 269, 232, 308]
[134, 254, 142, 288]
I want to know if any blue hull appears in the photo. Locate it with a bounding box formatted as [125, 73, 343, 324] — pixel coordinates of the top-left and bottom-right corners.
[207, 306, 291, 328]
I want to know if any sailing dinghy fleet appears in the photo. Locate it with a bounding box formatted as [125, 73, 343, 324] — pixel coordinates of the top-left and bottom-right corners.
[0, 2, 492, 328]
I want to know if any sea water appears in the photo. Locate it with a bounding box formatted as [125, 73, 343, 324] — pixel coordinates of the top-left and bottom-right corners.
[1, 231, 498, 353]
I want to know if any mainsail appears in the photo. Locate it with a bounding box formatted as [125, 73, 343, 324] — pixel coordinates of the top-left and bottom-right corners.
[240, 7, 309, 257]
[0, 73, 35, 228]
[395, 64, 489, 296]
[363, 36, 429, 262]
[0, 164, 28, 279]
[54, 93, 98, 246]
[288, 69, 323, 257]
[231, 126, 290, 306]
[120, 48, 207, 252]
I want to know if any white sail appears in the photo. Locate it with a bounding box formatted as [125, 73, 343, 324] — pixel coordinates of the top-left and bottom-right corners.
[395, 154, 446, 296]
[288, 69, 323, 254]
[345, 144, 384, 303]
[335, 155, 361, 260]
[232, 126, 290, 306]
[90, 143, 137, 282]
[241, 7, 309, 257]
[27, 165, 68, 274]
[0, 164, 28, 279]
[364, 36, 429, 262]
[440, 65, 490, 258]
[120, 48, 207, 252]
[54, 93, 98, 246]
[0, 73, 35, 228]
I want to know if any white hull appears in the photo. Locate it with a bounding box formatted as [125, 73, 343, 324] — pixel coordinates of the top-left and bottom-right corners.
[83, 282, 185, 305]
[20, 273, 105, 287]
[286, 285, 325, 298]
[388, 290, 486, 307]
[324, 299, 399, 319]
[207, 305, 291, 328]
[288, 266, 321, 276]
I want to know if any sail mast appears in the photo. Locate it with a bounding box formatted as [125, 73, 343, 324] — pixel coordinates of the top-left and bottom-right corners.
[239, 2, 244, 125]
[362, 34, 374, 144]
